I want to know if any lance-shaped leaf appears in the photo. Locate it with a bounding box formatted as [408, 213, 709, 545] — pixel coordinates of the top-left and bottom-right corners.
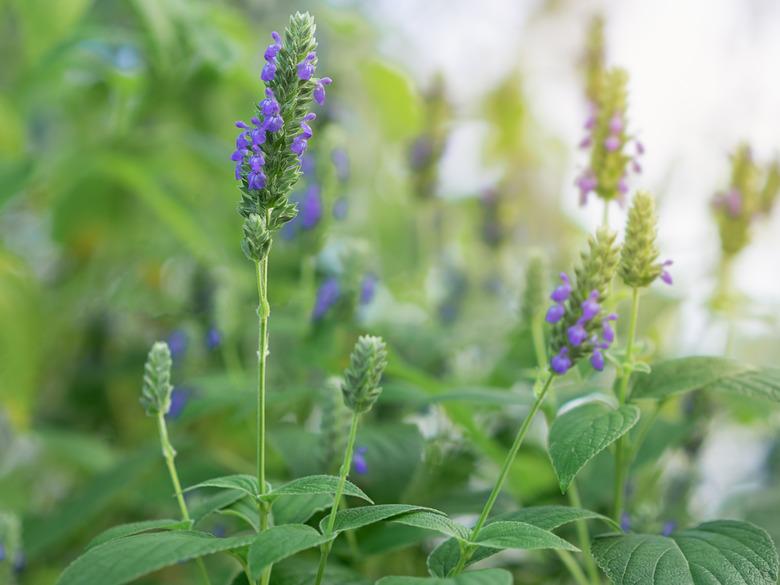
[632, 357, 780, 402]
[247, 524, 331, 580]
[318, 504, 438, 535]
[87, 519, 190, 549]
[473, 521, 578, 551]
[185, 474, 260, 498]
[548, 402, 640, 493]
[392, 511, 469, 540]
[57, 531, 256, 585]
[263, 474, 372, 503]
[592, 520, 779, 585]
[376, 568, 513, 585]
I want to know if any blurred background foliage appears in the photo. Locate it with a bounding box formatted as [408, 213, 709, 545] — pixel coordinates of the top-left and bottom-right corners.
[1, 0, 779, 584]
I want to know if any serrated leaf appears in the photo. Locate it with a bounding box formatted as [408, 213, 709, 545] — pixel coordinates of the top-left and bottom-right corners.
[190, 490, 246, 524]
[57, 531, 256, 585]
[273, 494, 332, 525]
[592, 520, 779, 585]
[376, 568, 513, 585]
[87, 519, 190, 549]
[185, 474, 259, 498]
[548, 403, 640, 493]
[632, 357, 780, 402]
[247, 525, 331, 580]
[392, 511, 469, 540]
[264, 475, 372, 503]
[473, 521, 578, 551]
[319, 504, 435, 535]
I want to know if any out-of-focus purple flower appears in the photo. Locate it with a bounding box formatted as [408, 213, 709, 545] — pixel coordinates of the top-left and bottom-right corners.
[360, 273, 378, 305]
[166, 387, 192, 421]
[660, 259, 673, 285]
[313, 77, 332, 105]
[167, 330, 187, 360]
[545, 303, 565, 324]
[291, 113, 316, 156]
[620, 513, 631, 533]
[312, 277, 340, 321]
[261, 31, 282, 82]
[297, 52, 316, 80]
[567, 320, 588, 346]
[331, 148, 350, 182]
[301, 154, 316, 176]
[581, 290, 600, 321]
[333, 197, 348, 220]
[551, 347, 572, 375]
[300, 185, 322, 230]
[0, 543, 5, 561]
[713, 188, 743, 218]
[602, 313, 617, 343]
[206, 327, 221, 350]
[609, 113, 624, 134]
[576, 171, 598, 206]
[352, 446, 368, 475]
[661, 520, 677, 536]
[604, 135, 620, 152]
[590, 348, 605, 371]
[409, 136, 433, 170]
[550, 273, 572, 303]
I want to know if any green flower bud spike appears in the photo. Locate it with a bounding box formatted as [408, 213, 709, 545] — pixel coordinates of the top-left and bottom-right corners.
[320, 376, 351, 472]
[341, 335, 388, 414]
[620, 191, 670, 288]
[583, 14, 606, 104]
[140, 342, 211, 585]
[140, 341, 173, 417]
[241, 213, 272, 262]
[316, 336, 388, 585]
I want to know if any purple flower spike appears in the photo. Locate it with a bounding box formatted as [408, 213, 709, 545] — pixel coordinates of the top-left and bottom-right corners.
[551, 347, 572, 375]
[604, 135, 620, 152]
[567, 320, 588, 346]
[297, 52, 316, 80]
[590, 348, 605, 371]
[551, 273, 572, 302]
[545, 303, 565, 324]
[581, 290, 600, 321]
[352, 446, 368, 475]
[660, 259, 673, 285]
[314, 77, 332, 105]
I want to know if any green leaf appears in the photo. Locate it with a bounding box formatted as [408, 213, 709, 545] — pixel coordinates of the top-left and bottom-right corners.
[190, 490, 246, 524]
[319, 504, 435, 535]
[273, 494, 332, 525]
[632, 357, 780, 402]
[392, 511, 469, 540]
[592, 520, 779, 585]
[376, 568, 513, 585]
[264, 475, 372, 503]
[87, 519, 190, 549]
[548, 402, 640, 493]
[185, 474, 259, 498]
[473, 521, 578, 551]
[57, 531, 256, 585]
[247, 525, 331, 580]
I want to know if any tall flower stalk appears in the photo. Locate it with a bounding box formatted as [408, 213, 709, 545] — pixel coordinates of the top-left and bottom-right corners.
[612, 191, 672, 522]
[231, 12, 330, 585]
[141, 342, 212, 585]
[451, 229, 620, 576]
[314, 336, 388, 585]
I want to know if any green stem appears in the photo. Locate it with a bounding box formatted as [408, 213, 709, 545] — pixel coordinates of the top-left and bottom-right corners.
[156, 414, 212, 585]
[451, 373, 555, 576]
[568, 483, 600, 585]
[557, 550, 593, 585]
[314, 412, 360, 585]
[613, 287, 640, 523]
[602, 200, 610, 228]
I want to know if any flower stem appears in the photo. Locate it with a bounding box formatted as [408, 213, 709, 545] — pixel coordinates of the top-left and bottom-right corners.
[568, 482, 601, 585]
[314, 412, 360, 585]
[613, 287, 640, 523]
[602, 200, 610, 228]
[451, 373, 555, 576]
[156, 414, 212, 585]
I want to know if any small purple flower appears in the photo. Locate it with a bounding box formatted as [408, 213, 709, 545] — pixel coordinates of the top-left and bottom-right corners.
[661, 520, 677, 536]
[581, 290, 600, 321]
[590, 348, 605, 371]
[167, 330, 187, 360]
[261, 62, 277, 83]
[300, 185, 322, 229]
[0, 543, 5, 561]
[261, 31, 282, 82]
[297, 52, 316, 80]
[551, 347, 572, 375]
[660, 259, 673, 285]
[352, 446, 368, 475]
[635, 141, 645, 155]
[263, 114, 283, 133]
[578, 136, 592, 149]
[331, 148, 350, 182]
[550, 273, 572, 302]
[312, 277, 340, 321]
[291, 114, 316, 156]
[620, 513, 631, 533]
[602, 313, 617, 343]
[360, 273, 378, 305]
[206, 327, 221, 350]
[545, 303, 565, 324]
[618, 175, 629, 195]
[604, 135, 620, 152]
[567, 320, 588, 346]
[576, 172, 597, 205]
[313, 76, 332, 105]
[260, 88, 280, 117]
[609, 113, 624, 134]
[166, 387, 191, 421]
[248, 169, 267, 190]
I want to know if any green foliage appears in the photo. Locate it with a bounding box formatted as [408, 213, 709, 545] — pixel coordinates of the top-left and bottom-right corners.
[262, 474, 373, 503]
[376, 569, 513, 585]
[341, 335, 388, 413]
[322, 504, 435, 535]
[185, 474, 260, 498]
[241, 213, 272, 262]
[86, 519, 190, 549]
[632, 356, 780, 402]
[247, 524, 330, 579]
[140, 342, 173, 416]
[619, 191, 663, 288]
[548, 401, 640, 493]
[592, 520, 779, 585]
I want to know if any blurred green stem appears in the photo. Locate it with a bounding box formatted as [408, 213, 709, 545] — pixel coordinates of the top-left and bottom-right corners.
[451, 373, 554, 576]
[156, 413, 212, 585]
[613, 287, 640, 523]
[314, 412, 360, 585]
[568, 483, 601, 585]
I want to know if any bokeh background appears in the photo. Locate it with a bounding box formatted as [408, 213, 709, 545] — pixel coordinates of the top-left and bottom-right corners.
[1, 0, 780, 583]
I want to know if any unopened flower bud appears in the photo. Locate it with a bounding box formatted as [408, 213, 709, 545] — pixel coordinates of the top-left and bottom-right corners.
[140, 342, 173, 416]
[341, 335, 388, 414]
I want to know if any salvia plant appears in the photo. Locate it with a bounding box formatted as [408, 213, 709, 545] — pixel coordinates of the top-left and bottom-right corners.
[50, 11, 780, 585]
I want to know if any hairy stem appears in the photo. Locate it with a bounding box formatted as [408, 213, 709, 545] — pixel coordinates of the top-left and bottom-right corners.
[314, 413, 360, 585]
[613, 287, 640, 523]
[156, 414, 212, 585]
[451, 374, 555, 576]
[568, 482, 601, 585]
